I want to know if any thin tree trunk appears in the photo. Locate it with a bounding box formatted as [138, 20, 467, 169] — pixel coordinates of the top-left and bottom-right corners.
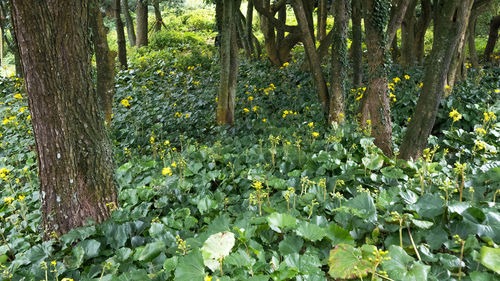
[217, 0, 240, 125]
[0, 2, 22, 76]
[484, 15, 500, 62]
[292, 0, 329, 115]
[401, 0, 417, 66]
[115, 0, 128, 69]
[468, 16, 479, 68]
[91, 0, 116, 129]
[153, 0, 164, 31]
[246, 0, 256, 58]
[385, 0, 411, 51]
[11, 0, 117, 236]
[330, 0, 349, 124]
[317, 0, 328, 41]
[400, 0, 474, 160]
[363, 0, 394, 157]
[136, 0, 148, 47]
[414, 0, 432, 65]
[351, 0, 363, 88]
[122, 0, 136, 46]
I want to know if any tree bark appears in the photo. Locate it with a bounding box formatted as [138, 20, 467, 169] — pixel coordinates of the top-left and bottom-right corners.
[351, 0, 363, 88]
[363, 0, 394, 157]
[292, 0, 329, 115]
[385, 0, 411, 51]
[91, 0, 116, 129]
[484, 15, 500, 62]
[0, 2, 22, 76]
[114, 0, 128, 69]
[122, 0, 136, 46]
[401, 0, 417, 66]
[11, 0, 117, 236]
[153, 0, 164, 31]
[414, 0, 432, 64]
[136, 0, 148, 47]
[399, 0, 474, 160]
[317, 0, 328, 41]
[330, 0, 350, 124]
[216, 0, 240, 125]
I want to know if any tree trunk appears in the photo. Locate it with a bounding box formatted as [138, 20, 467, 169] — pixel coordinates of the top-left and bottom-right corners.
[11, 0, 117, 237]
[484, 15, 500, 62]
[122, 0, 136, 46]
[401, 0, 417, 66]
[399, 0, 474, 160]
[246, 0, 257, 58]
[114, 0, 128, 69]
[0, 2, 22, 76]
[217, 0, 240, 125]
[91, 0, 116, 129]
[351, 0, 363, 88]
[330, 0, 349, 124]
[468, 15, 479, 68]
[292, 0, 329, 115]
[136, 0, 148, 47]
[317, 0, 328, 41]
[153, 0, 164, 31]
[414, 0, 432, 65]
[363, 0, 394, 157]
[385, 0, 411, 51]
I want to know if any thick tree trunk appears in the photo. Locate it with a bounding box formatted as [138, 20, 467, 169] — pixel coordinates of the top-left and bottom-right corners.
[11, 0, 117, 236]
[91, 1, 116, 129]
[122, 0, 136, 46]
[351, 0, 363, 88]
[217, 0, 240, 125]
[136, 0, 148, 47]
[401, 0, 417, 66]
[363, 0, 394, 157]
[114, 0, 128, 69]
[484, 15, 500, 62]
[292, 0, 329, 114]
[399, 0, 474, 160]
[330, 0, 349, 124]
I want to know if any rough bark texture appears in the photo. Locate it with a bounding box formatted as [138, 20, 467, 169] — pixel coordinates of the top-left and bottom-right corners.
[330, 0, 349, 123]
[11, 0, 117, 236]
[385, 0, 411, 50]
[484, 15, 500, 62]
[317, 0, 327, 41]
[414, 0, 432, 64]
[114, 0, 128, 69]
[216, 0, 240, 125]
[292, 0, 329, 115]
[153, 0, 165, 31]
[135, 0, 148, 47]
[401, 0, 417, 66]
[122, 0, 136, 46]
[399, 0, 474, 160]
[351, 0, 363, 88]
[91, 0, 116, 128]
[363, 0, 394, 157]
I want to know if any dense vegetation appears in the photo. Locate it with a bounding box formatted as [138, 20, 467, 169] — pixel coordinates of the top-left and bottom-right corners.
[1, 2, 500, 281]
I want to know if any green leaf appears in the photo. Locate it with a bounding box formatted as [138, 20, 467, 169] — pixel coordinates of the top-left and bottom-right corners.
[345, 193, 377, 222]
[414, 194, 444, 219]
[197, 195, 217, 215]
[116, 247, 133, 262]
[480, 246, 500, 274]
[362, 155, 384, 170]
[278, 234, 304, 256]
[76, 239, 101, 259]
[325, 224, 355, 245]
[383, 245, 430, 281]
[163, 256, 178, 272]
[410, 219, 434, 229]
[295, 221, 326, 242]
[267, 213, 297, 233]
[381, 166, 407, 179]
[174, 249, 206, 281]
[60, 225, 96, 246]
[137, 241, 165, 262]
[66, 246, 84, 270]
[225, 249, 254, 268]
[328, 244, 374, 279]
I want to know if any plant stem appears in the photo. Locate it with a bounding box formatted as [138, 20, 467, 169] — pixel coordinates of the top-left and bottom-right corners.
[407, 226, 421, 261]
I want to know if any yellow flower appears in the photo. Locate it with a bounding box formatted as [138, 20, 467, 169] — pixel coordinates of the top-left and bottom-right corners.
[282, 62, 289, 67]
[204, 276, 213, 281]
[475, 127, 487, 135]
[312, 132, 319, 138]
[243, 108, 250, 113]
[393, 77, 401, 83]
[51, 261, 57, 266]
[404, 75, 410, 80]
[14, 93, 22, 99]
[445, 84, 451, 90]
[61, 279, 74, 281]
[262, 118, 267, 123]
[418, 83, 423, 88]
[483, 112, 496, 122]
[162, 167, 172, 176]
[252, 106, 259, 112]
[171, 161, 177, 168]
[494, 89, 500, 93]
[449, 109, 462, 122]
[308, 122, 314, 128]
[120, 99, 130, 107]
[474, 140, 486, 151]
[247, 96, 254, 101]
[3, 196, 14, 204]
[18, 195, 25, 201]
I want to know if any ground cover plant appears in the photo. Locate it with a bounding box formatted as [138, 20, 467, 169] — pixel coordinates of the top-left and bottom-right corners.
[1, 2, 500, 281]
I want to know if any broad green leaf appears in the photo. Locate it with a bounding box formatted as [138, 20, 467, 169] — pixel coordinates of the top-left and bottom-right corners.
[328, 244, 374, 279]
[76, 239, 100, 259]
[414, 194, 444, 219]
[470, 271, 496, 281]
[480, 246, 500, 274]
[410, 219, 434, 229]
[267, 213, 297, 233]
[163, 256, 178, 272]
[278, 234, 304, 256]
[66, 246, 84, 270]
[174, 249, 206, 281]
[381, 166, 406, 179]
[225, 249, 254, 268]
[201, 231, 235, 272]
[325, 224, 354, 245]
[345, 193, 377, 222]
[383, 245, 430, 281]
[295, 221, 326, 242]
[362, 155, 384, 171]
[116, 247, 133, 262]
[60, 225, 96, 246]
[137, 241, 165, 262]
[197, 195, 217, 215]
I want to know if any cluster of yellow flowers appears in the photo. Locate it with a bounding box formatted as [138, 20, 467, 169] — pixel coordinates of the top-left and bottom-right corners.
[449, 109, 462, 122]
[282, 110, 297, 118]
[0, 167, 10, 181]
[174, 112, 190, 118]
[120, 96, 133, 108]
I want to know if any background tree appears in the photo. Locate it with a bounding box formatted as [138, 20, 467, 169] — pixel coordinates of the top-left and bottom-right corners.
[484, 14, 500, 62]
[216, 0, 240, 125]
[11, 0, 117, 236]
[136, 0, 149, 47]
[115, 0, 128, 69]
[122, 0, 137, 46]
[400, 0, 474, 160]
